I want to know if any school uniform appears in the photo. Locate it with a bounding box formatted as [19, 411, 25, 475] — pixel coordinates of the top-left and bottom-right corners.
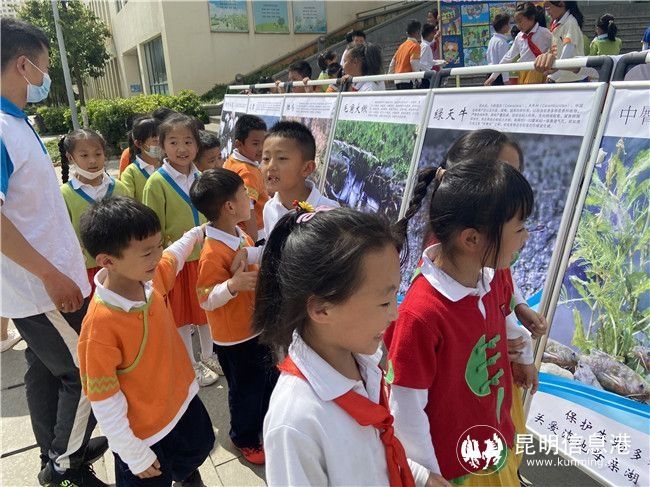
[486, 33, 511, 85]
[78, 229, 214, 485]
[548, 12, 589, 83]
[120, 156, 156, 202]
[143, 160, 207, 327]
[118, 147, 131, 176]
[61, 173, 128, 291]
[352, 80, 386, 92]
[391, 37, 422, 89]
[196, 225, 278, 449]
[264, 332, 430, 486]
[223, 150, 269, 240]
[385, 244, 520, 485]
[589, 34, 622, 56]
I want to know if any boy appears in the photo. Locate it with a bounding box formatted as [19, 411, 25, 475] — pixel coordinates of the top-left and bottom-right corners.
[486, 13, 512, 86]
[196, 130, 223, 172]
[223, 115, 268, 243]
[191, 169, 278, 465]
[77, 197, 214, 486]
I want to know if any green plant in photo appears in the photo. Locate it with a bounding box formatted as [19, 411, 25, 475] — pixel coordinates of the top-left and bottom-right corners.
[562, 138, 649, 371]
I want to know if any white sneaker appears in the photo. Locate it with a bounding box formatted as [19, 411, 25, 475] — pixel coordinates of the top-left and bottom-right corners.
[0, 329, 21, 353]
[201, 355, 223, 376]
[193, 362, 218, 387]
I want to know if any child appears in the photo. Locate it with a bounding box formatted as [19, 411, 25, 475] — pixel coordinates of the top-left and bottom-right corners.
[257, 206, 449, 486]
[190, 168, 277, 465]
[59, 129, 128, 292]
[324, 63, 343, 93]
[485, 2, 552, 85]
[223, 115, 268, 243]
[317, 50, 337, 92]
[342, 43, 385, 91]
[589, 14, 621, 55]
[121, 116, 162, 202]
[541, 1, 588, 83]
[196, 130, 223, 172]
[77, 196, 214, 486]
[485, 14, 512, 86]
[142, 113, 221, 387]
[387, 160, 535, 484]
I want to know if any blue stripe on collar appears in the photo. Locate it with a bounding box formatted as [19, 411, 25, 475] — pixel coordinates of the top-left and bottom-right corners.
[0, 97, 27, 119]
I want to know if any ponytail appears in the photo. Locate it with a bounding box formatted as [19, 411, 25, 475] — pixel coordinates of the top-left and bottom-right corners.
[127, 130, 137, 163]
[597, 14, 617, 41]
[58, 135, 70, 183]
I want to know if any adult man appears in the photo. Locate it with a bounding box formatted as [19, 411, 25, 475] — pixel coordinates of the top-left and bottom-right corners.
[389, 20, 422, 89]
[0, 18, 107, 486]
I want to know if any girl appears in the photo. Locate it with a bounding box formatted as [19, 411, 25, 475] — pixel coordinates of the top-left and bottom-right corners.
[485, 2, 552, 85]
[324, 62, 344, 93]
[387, 161, 535, 485]
[59, 129, 128, 293]
[589, 14, 621, 55]
[120, 116, 161, 202]
[341, 43, 385, 92]
[257, 206, 449, 487]
[143, 113, 222, 387]
[317, 50, 337, 92]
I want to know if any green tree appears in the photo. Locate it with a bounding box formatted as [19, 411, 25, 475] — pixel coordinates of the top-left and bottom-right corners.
[17, 0, 111, 106]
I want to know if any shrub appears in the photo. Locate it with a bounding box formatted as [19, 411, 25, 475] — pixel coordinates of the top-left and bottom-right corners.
[36, 106, 73, 135]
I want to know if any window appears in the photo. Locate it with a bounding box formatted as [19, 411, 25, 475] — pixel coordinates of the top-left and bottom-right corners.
[143, 36, 168, 95]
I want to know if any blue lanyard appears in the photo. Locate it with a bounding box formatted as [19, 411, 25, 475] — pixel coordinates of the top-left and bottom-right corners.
[68, 178, 114, 203]
[157, 167, 200, 225]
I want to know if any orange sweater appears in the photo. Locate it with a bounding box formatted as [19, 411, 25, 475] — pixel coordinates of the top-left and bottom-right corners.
[223, 155, 269, 231]
[78, 252, 195, 439]
[118, 147, 131, 177]
[196, 235, 257, 343]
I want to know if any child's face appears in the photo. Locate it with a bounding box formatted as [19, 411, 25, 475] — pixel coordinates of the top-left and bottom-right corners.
[288, 70, 307, 93]
[497, 144, 522, 172]
[196, 147, 224, 172]
[162, 126, 198, 168]
[225, 184, 252, 224]
[314, 244, 400, 356]
[261, 136, 315, 195]
[515, 12, 535, 33]
[544, 2, 564, 20]
[69, 139, 105, 172]
[494, 216, 529, 269]
[236, 130, 266, 162]
[100, 232, 164, 283]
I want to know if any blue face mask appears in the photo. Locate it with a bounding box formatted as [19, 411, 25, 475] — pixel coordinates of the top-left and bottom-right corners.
[23, 58, 51, 104]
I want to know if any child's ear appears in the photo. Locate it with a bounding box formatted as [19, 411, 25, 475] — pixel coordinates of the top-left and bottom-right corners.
[95, 253, 116, 269]
[302, 160, 316, 178]
[133, 139, 142, 149]
[234, 139, 242, 150]
[306, 296, 331, 325]
[458, 228, 482, 253]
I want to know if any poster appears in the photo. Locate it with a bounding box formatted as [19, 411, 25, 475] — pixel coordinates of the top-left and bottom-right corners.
[281, 94, 338, 187]
[442, 36, 463, 68]
[208, 0, 248, 32]
[292, 0, 326, 33]
[528, 86, 650, 486]
[219, 95, 249, 159]
[461, 3, 489, 25]
[402, 88, 597, 295]
[246, 95, 284, 130]
[462, 24, 491, 48]
[441, 4, 461, 36]
[253, 1, 289, 33]
[324, 93, 426, 222]
[463, 46, 488, 67]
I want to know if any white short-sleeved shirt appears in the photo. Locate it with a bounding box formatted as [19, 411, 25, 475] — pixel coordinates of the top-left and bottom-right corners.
[0, 97, 90, 318]
[549, 12, 588, 83]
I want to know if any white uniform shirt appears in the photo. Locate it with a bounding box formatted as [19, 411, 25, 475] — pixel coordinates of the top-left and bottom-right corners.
[68, 172, 113, 201]
[161, 159, 200, 196]
[420, 39, 435, 71]
[486, 33, 512, 82]
[549, 12, 588, 83]
[264, 332, 430, 486]
[134, 155, 156, 176]
[0, 97, 90, 317]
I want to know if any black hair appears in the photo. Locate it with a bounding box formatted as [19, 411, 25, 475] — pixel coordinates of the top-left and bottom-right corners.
[345, 30, 354, 44]
[515, 2, 542, 26]
[407, 20, 422, 36]
[422, 23, 437, 39]
[442, 129, 525, 172]
[288, 60, 312, 80]
[198, 130, 221, 157]
[234, 114, 267, 143]
[266, 121, 316, 161]
[151, 106, 175, 122]
[347, 42, 382, 76]
[428, 9, 438, 18]
[351, 30, 366, 39]
[395, 161, 533, 270]
[158, 113, 200, 150]
[327, 62, 343, 78]
[58, 129, 106, 184]
[253, 207, 401, 351]
[317, 50, 337, 71]
[550, 1, 583, 28]
[511, 24, 520, 39]
[80, 196, 161, 259]
[597, 13, 617, 41]
[1, 18, 50, 70]
[492, 13, 511, 32]
[128, 116, 160, 162]
[190, 168, 243, 222]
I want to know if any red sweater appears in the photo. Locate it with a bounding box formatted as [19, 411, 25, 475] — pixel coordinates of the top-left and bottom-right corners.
[385, 269, 515, 480]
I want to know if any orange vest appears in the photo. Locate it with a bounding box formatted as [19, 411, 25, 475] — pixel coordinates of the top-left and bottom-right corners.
[394, 39, 421, 73]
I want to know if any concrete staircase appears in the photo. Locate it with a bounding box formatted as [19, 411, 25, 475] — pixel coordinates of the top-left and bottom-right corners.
[581, 2, 650, 54]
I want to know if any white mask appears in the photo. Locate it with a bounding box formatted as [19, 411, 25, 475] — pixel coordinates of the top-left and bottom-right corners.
[74, 165, 105, 181]
[144, 144, 163, 160]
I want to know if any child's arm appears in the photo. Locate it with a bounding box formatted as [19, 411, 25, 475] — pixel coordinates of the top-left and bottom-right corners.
[142, 178, 166, 242]
[506, 312, 534, 365]
[485, 39, 520, 85]
[197, 256, 257, 312]
[511, 280, 548, 338]
[119, 167, 136, 199]
[164, 225, 205, 275]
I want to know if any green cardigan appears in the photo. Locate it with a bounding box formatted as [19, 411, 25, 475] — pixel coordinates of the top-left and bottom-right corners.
[589, 37, 622, 56]
[142, 168, 207, 262]
[60, 177, 128, 269]
[120, 160, 152, 202]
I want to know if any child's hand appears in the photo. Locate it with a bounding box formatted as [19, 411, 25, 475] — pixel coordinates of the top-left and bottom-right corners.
[507, 336, 525, 360]
[230, 248, 248, 275]
[426, 472, 452, 487]
[511, 363, 539, 394]
[136, 458, 162, 479]
[227, 260, 258, 294]
[484, 77, 494, 86]
[534, 51, 556, 74]
[515, 304, 547, 339]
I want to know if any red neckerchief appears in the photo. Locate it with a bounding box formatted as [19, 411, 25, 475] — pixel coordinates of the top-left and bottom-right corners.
[550, 19, 560, 32]
[278, 355, 416, 487]
[522, 31, 543, 57]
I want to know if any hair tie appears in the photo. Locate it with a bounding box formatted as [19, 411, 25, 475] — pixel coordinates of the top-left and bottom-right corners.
[435, 167, 446, 182]
[293, 200, 335, 224]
